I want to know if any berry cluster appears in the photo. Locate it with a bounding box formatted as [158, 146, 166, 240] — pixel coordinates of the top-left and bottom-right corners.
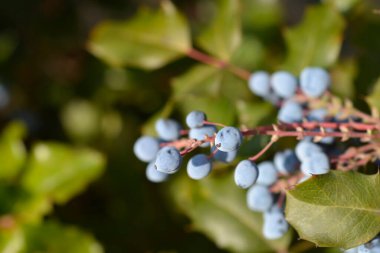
[134, 66, 380, 243]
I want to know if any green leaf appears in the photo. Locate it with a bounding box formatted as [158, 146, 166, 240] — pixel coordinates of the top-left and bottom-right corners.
[282, 5, 345, 73]
[21, 142, 106, 204]
[88, 1, 191, 70]
[286, 170, 380, 249]
[169, 172, 293, 253]
[330, 59, 357, 99]
[172, 64, 256, 126]
[0, 122, 27, 181]
[236, 100, 275, 127]
[196, 0, 241, 60]
[23, 221, 103, 253]
[366, 77, 380, 113]
[0, 226, 24, 253]
[241, 0, 282, 30]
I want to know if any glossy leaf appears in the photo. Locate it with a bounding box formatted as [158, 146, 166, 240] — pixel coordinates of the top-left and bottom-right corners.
[21, 142, 106, 204]
[0, 122, 27, 181]
[169, 172, 293, 253]
[286, 170, 380, 249]
[196, 0, 241, 60]
[22, 221, 103, 253]
[88, 1, 191, 69]
[282, 5, 345, 73]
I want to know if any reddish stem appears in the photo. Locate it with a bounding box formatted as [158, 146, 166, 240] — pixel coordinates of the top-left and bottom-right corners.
[186, 48, 251, 80]
[249, 138, 277, 161]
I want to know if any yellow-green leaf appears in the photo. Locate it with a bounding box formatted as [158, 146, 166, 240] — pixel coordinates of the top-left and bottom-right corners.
[21, 142, 106, 204]
[22, 221, 103, 253]
[88, 1, 191, 70]
[196, 0, 241, 61]
[0, 122, 27, 181]
[169, 172, 293, 253]
[282, 5, 345, 73]
[286, 171, 380, 249]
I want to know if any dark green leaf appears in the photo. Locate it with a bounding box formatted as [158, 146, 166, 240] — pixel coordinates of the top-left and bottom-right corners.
[88, 1, 191, 70]
[282, 5, 345, 73]
[21, 142, 106, 204]
[196, 0, 241, 60]
[169, 172, 293, 253]
[286, 170, 380, 249]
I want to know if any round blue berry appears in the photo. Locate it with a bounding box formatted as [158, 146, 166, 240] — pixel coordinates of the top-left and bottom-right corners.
[155, 118, 181, 141]
[187, 154, 212, 180]
[133, 136, 160, 162]
[300, 67, 330, 98]
[189, 125, 217, 148]
[248, 71, 271, 97]
[300, 151, 330, 175]
[256, 161, 278, 186]
[295, 140, 322, 162]
[263, 206, 289, 240]
[215, 127, 243, 152]
[212, 146, 237, 163]
[146, 162, 169, 183]
[274, 149, 299, 175]
[246, 185, 273, 212]
[307, 108, 328, 122]
[278, 100, 303, 123]
[186, 110, 207, 128]
[271, 71, 297, 99]
[154, 146, 182, 174]
[234, 160, 259, 189]
[358, 237, 380, 253]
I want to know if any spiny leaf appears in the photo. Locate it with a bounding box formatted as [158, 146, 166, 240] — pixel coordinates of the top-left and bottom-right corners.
[169, 172, 293, 253]
[88, 1, 191, 70]
[196, 0, 241, 61]
[282, 5, 345, 73]
[286, 170, 380, 249]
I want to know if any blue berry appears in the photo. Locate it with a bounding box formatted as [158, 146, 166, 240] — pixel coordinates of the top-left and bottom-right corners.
[295, 140, 322, 162]
[274, 149, 299, 175]
[358, 237, 380, 253]
[215, 127, 243, 152]
[278, 100, 303, 123]
[246, 185, 273, 212]
[189, 125, 217, 147]
[212, 146, 237, 163]
[256, 161, 278, 186]
[263, 206, 289, 240]
[154, 146, 182, 174]
[300, 151, 330, 175]
[248, 71, 271, 97]
[234, 160, 259, 189]
[271, 71, 297, 99]
[155, 118, 181, 141]
[300, 67, 330, 98]
[186, 110, 206, 128]
[146, 162, 169, 183]
[133, 136, 160, 162]
[307, 108, 328, 122]
[263, 93, 281, 106]
[187, 154, 212, 180]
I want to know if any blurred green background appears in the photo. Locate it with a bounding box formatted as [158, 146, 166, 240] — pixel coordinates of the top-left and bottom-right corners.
[0, 0, 380, 252]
